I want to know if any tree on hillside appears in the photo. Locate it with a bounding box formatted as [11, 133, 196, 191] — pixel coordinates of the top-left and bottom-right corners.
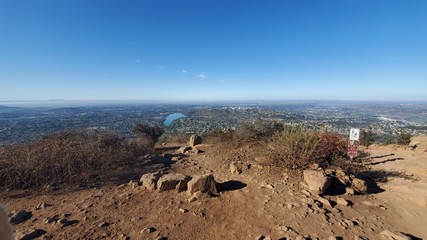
[360, 130, 374, 146]
[133, 123, 164, 147]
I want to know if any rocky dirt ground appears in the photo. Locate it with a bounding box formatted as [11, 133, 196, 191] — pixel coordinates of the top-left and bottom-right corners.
[2, 136, 427, 240]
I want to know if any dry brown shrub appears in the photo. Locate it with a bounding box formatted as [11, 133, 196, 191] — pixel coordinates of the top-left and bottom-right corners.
[161, 133, 191, 144]
[0, 130, 148, 189]
[202, 129, 235, 144]
[260, 125, 347, 169]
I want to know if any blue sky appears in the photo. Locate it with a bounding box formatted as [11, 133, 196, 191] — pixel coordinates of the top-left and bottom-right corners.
[0, 0, 426, 101]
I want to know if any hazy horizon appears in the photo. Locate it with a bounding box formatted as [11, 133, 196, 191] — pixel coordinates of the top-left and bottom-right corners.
[2, 98, 427, 109]
[1, 1, 426, 101]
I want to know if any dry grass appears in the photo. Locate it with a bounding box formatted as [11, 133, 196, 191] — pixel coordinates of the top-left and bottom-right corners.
[260, 125, 348, 169]
[0, 130, 149, 190]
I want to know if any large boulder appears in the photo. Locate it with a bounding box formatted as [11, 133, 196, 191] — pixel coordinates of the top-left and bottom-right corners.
[188, 135, 202, 147]
[303, 170, 332, 195]
[187, 174, 218, 196]
[157, 173, 190, 192]
[140, 172, 162, 190]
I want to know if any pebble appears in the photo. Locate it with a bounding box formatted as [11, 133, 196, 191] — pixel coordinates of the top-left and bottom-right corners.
[179, 208, 188, 213]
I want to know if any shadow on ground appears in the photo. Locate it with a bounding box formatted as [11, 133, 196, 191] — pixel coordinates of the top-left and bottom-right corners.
[217, 180, 247, 192]
[356, 170, 418, 194]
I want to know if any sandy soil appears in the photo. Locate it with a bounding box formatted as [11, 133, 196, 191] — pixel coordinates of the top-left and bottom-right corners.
[2, 138, 427, 240]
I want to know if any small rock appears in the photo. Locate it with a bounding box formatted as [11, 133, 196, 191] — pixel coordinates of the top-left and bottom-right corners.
[317, 196, 332, 208]
[379, 230, 411, 240]
[120, 234, 130, 240]
[336, 197, 349, 206]
[230, 161, 242, 174]
[141, 227, 156, 234]
[354, 236, 368, 240]
[10, 210, 32, 225]
[179, 208, 188, 213]
[99, 222, 109, 227]
[187, 196, 197, 202]
[58, 218, 78, 227]
[255, 235, 265, 240]
[45, 215, 59, 224]
[35, 203, 51, 210]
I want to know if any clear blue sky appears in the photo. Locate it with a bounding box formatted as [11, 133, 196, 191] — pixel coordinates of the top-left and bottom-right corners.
[0, 0, 426, 101]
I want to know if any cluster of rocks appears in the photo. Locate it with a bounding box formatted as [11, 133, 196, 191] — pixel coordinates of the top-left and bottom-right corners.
[7, 204, 80, 240]
[230, 161, 251, 174]
[140, 171, 218, 199]
[302, 169, 368, 196]
[177, 135, 203, 154]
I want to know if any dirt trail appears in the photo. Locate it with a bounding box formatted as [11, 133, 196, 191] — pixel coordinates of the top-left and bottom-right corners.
[364, 136, 427, 239]
[2, 139, 427, 239]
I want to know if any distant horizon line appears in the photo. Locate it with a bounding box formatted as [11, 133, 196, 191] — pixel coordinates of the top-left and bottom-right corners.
[2, 98, 427, 102]
[1, 98, 427, 107]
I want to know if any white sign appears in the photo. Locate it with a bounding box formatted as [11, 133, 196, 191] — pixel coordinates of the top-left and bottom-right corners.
[349, 128, 360, 141]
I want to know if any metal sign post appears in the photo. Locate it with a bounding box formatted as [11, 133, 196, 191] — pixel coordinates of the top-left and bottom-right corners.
[348, 128, 360, 160]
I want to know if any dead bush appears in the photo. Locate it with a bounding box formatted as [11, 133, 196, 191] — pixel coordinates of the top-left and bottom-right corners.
[160, 133, 191, 145]
[133, 123, 164, 148]
[202, 129, 235, 144]
[260, 125, 347, 169]
[233, 119, 284, 144]
[0, 130, 148, 190]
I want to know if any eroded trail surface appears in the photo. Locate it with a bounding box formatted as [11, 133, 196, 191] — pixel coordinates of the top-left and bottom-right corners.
[3, 138, 427, 239]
